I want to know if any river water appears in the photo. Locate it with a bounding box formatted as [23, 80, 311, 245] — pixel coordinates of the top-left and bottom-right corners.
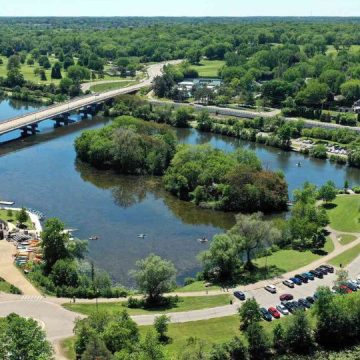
[1, 99, 359, 285]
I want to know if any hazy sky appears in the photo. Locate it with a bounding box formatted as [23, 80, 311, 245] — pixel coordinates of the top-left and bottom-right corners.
[1, 0, 359, 17]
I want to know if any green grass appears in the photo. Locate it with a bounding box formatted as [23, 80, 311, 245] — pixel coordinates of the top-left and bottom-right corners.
[60, 336, 76, 360]
[325, 195, 360, 232]
[329, 243, 360, 267]
[63, 295, 231, 316]
[255, 237, 334, 274]
[0, 209, 34, 230]
[190, 60, 225, 78]
[90, 80, 136, 92]
[338, 234, 358, 245]
[176, 281, 220, 293]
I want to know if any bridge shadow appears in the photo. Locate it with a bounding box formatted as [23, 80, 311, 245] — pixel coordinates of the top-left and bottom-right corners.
[0, 116, 110, 157]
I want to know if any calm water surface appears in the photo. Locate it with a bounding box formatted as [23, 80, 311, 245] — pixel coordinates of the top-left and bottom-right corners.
[1, 99, 359, 285]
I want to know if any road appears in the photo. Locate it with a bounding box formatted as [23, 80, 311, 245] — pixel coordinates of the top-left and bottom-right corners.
[0, 60, 181, 137]
[80, 79, 136, 92]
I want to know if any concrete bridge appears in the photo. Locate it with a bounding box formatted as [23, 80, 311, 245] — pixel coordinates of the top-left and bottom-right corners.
[0, 61, 179, 138]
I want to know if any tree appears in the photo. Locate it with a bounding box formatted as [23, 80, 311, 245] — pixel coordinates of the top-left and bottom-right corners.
[272, 323, 286, 355]
[187, 49, 202, 64]
[277, 124, 292, 150]
[59, 77, 74, 94]
[284, 310, 314, 354]
[172, 107, 192, 127]
[340, 79, 360, 103]
[130, 254, 176, 304]
[51, 62, 62, 79]
[246, 322, 271, 360]
[63, 56, 75, 70]
[229, 212, 280, 269]
[334, 269, 349, 289]
[39, 69, 47, 81]
[178, 337, 209, 360]
[81, 335, 112, 360]
[67, 65, 91, 83]
[154, 315, 170, 341]
[6, 68, 25, 87]
[239, 298, 261, 330]
[41, 218, 70, 274]
[138, 330, 165, 360]
[318, 180, 337, 203]
[16, 207, 29, 227]
[0, 313, 53, 360]
[7, 55, 21, 71]
[296, 80, 329, 107]
[51, 259, 79, 287]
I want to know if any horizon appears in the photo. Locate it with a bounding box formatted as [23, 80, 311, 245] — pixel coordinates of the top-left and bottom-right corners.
[2, 0, 359, 17]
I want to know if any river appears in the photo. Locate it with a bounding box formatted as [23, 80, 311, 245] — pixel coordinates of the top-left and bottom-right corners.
[1, 99, 359, 286]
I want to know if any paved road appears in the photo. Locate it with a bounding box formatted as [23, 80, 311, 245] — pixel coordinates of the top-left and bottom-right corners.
[0, 60, 181, 137]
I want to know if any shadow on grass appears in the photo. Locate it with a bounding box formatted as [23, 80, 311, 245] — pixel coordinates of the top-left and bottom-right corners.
[322, 203, 337, 210]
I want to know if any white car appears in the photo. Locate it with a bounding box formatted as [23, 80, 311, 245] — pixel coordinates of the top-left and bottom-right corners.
[350, 279, 360, 289]
[265, 284, 277, 294]
[276, 304, 289, 315]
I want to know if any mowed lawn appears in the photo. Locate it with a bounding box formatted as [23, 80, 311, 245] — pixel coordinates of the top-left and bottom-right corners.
[63, 295, 231, 316]
[190, 60, 225, 77]
[329, 243, 360, 268]
[0, 209, 34, 230]
[255, 236, 334, 273]
[326, 195, 360, 232]
[339, 234, 358, 245]
[90, 80, 136, 92]
[176, 281, 220, 293]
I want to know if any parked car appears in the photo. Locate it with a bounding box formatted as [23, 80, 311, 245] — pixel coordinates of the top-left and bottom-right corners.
[293, 300, 306, 310]
[305, 272, 315, 280]
[283, 279, 294, 288]
[316, 266, 328, 275]
[310, 269, 323, 279]
[322, 264, 334, 273]
[295, 274, 308, 283]
[280, 294, 294, 301]
[276, 304, 289, 315]
[260, 307, 272, 321]
[233, 291, 246, 301]
[265, 284, 277, 294]
[306, 296, 315, 304]
[346, 282, 358, 292]
[268, 307, 281, 319]
[290, 277, 302, 285]
[301, 272, 313, 281]
[339, 285, 352, 294]
[350, 280, 360, 289]
[298, 298, 311, 308]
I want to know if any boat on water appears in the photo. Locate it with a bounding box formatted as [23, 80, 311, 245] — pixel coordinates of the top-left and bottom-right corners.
[197, 237, 209, 244]
[89, 235, 99, 241]
[137, 234, 147, 239]
[296, 162, 302, 167]
[0, 201, 15, 206]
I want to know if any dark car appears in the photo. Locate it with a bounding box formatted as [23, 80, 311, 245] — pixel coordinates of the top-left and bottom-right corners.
[233, 291, 246, 301]
[280, 294, 294, 301]
[295, 274, 308, 283]
[322, 264, 334, 273]
[346, 282, 358, 292]
[310, 269, 323, 279]
[316, 267, 328, 275]
[303, 272, 314, 281]
[290, 277, 302, 285]
[293, 300, 306, 311]
[306, 296, 315, 304]
[298, 298, 311, 308]
[260, 307, 272, 321]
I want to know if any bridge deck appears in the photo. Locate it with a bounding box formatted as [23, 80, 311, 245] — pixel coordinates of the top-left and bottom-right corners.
[0, 61, 177, 137]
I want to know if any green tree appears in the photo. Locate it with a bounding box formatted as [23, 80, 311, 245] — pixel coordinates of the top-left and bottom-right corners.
[67, 65, 91, 83]
[0, 313, 53, 360]
[138, 330, 165, 360]
[238, 298, 261, 330]
[50, 259, 79, 287]
[81, 334, 112, 360]
[51, 62, 62, 79]
[130, 254, 176, 305]
[41, 218, 70, 274]
[16, 207, 28, 227]
[318, 180, 337, 203]
[284, 310, 314, 354]
[154, 314, 170, 341]
[272, 323, 286, 355]
[246, 322, 271, 360]
[296, 80, 329, 107]
[7, 55, 21, 70]
[172, 107, 192, 128]
[340, 79, 360, 102]
[229, 212, 281, 269]
[178, 337, 209, 360]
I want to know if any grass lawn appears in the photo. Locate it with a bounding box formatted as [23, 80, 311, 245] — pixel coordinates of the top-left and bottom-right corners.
[329, 243, 360, 267]
[90, 80, 136, 92]
[0, 209, 34, 230]
[254, 236, 334, 275]
[190, 60, 225, 78]
[176, 281, 220, 293]
[338, 234, 358, 245]
[60, 336, 76, 360]
[325, 195, 360, 232]
[63, 295, 231, 316]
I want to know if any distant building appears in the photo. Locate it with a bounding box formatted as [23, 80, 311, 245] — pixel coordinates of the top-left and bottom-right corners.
[177, 78, 222, 98]
[353, 100, 360, 114]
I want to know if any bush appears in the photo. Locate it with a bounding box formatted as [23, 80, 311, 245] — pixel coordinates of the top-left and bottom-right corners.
[184, 277, 195, 286]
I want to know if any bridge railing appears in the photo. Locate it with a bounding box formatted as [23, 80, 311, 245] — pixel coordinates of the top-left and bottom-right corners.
[0, 93, 96, 126]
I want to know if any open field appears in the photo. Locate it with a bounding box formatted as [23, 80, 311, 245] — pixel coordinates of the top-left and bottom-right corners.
[63, 295, 231, 316]
[338, 234, 357, 245]
[176, 281, 220, 292]
[90, 80, 136, 92]
[329, 243, 360, 267]
[190, 60, 225, 78]
[255, 236, 334, 274]
[325, 195, 360, 232]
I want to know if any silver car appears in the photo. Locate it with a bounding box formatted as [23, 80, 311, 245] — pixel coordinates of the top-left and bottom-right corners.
[276, 304, 289, 315]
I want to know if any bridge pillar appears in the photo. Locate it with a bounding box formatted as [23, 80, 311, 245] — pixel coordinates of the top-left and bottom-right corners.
[53, 115, 75, 128]
[20, 124, 38, 137]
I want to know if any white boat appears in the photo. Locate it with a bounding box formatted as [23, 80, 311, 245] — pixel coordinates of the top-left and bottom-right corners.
[0, 201, 15, 206]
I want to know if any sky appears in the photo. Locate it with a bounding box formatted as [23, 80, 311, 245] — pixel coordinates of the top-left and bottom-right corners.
[1, 0, 360, 17]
